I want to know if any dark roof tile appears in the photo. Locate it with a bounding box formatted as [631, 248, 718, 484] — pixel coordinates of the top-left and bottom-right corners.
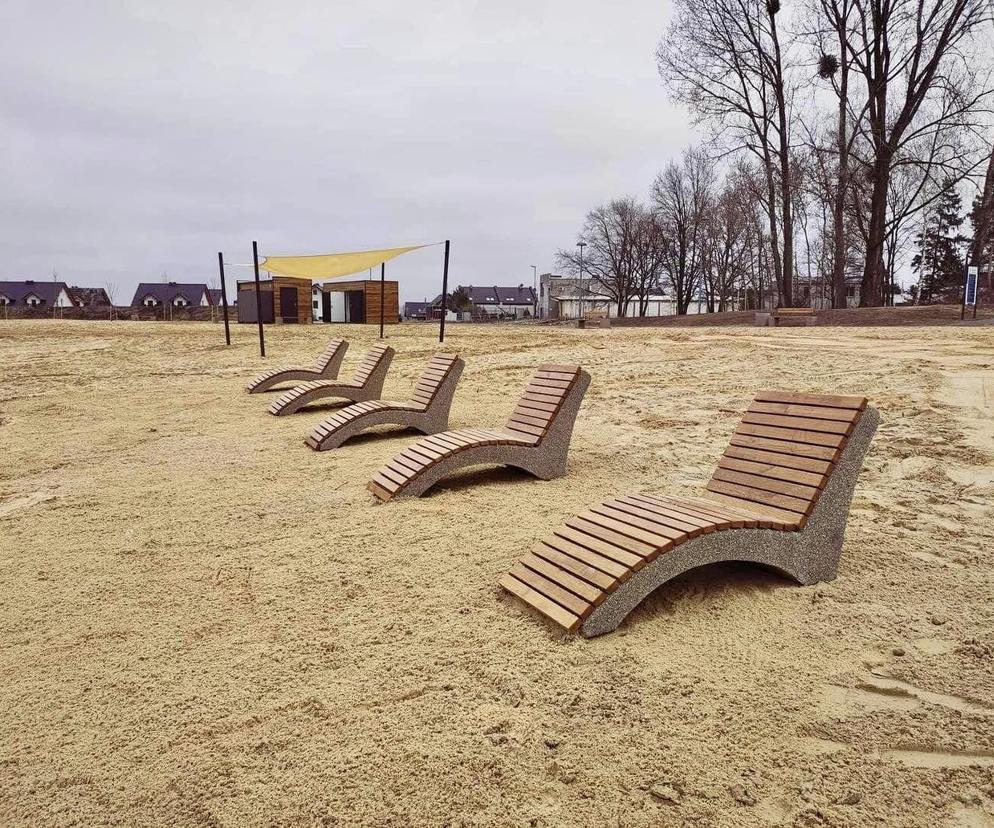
[0, 281, 75, 305]
[131, 282, 209, 307]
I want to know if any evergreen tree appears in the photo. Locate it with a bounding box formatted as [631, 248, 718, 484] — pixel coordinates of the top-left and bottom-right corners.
[970, 192, 994, 268]
[912, 180, 967, 303]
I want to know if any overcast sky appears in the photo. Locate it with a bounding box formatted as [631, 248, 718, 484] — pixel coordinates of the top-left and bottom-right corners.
[0, 0, 695, 303]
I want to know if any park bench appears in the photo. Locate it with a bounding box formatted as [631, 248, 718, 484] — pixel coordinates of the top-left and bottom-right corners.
[756, 307, 818, 327]
[579, 309, 611, 329]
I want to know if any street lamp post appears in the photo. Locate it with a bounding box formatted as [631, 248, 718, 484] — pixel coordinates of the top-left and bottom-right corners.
[577, 241, 586, 320]
[531, 265, 538, 318]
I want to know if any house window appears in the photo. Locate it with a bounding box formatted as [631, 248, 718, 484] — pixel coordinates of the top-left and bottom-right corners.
[0, 295, 9, 306]
[172, 296, 189, 307]
[142, 296, 159, 307]
[25, 294, 42, 306]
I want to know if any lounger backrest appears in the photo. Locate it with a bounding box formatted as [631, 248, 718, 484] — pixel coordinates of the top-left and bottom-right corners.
[313, 338, 346, 372]
[352, 345, 392, 384]
[705, 390, 868, 527]
[410, 353, 460, 407]
[504, 364, 584, 443]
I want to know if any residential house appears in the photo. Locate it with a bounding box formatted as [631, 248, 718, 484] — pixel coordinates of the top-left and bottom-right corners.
[0, 280, 76, 308]
[71, 286, 112, 307]
[130, 282, 211, 308]
[208, 288, 234, 307]
[402, 301, 429, 320]
[430, 284, 538, 320]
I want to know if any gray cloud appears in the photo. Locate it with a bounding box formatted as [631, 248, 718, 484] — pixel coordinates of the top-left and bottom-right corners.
[0, 0, 693, 302]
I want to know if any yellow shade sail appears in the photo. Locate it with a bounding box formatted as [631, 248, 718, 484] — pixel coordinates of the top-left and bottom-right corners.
[260, 244, 430, 280]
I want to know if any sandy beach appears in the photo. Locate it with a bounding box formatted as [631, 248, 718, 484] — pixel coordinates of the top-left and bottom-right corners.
[1, 319, 993, 827]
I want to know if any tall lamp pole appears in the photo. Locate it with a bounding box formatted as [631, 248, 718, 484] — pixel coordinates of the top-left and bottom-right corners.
[577, 241, 586, 320]
[531, 265, 537, 318]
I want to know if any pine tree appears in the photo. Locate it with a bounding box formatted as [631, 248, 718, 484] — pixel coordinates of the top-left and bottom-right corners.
[970, 191, 994, 292]
[912, 180, 967, 303]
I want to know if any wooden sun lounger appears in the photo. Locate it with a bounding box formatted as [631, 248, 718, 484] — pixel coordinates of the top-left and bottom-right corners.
[500, 390, 879, 636]
[305, 353, 465, 451]
[267, 345, 394, 416]
[367, 364, 591, 501]
[246, 338, 348, 393]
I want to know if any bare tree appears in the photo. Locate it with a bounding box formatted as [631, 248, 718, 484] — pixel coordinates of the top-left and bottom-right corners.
[556, 198, 642, 316]
[809, 0, 866, 307]
[845, 0, 993, 305]
[652, 148, 714, 314]
[700, 174, 753, 310]
[630, 210, 669, 315]
[658, 0, 800, 305]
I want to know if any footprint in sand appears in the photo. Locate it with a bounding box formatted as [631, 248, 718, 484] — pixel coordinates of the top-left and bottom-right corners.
[914, 637, 957, 656]
[820, 672, 994, 717]
[875, 747, 994, 769]
[944, 373, 994, 453]
[950, 804, 994, 828]
[905, 548, 965, 569]
[0, 490, 58, 518]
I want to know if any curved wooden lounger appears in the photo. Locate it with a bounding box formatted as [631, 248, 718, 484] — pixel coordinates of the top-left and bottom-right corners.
[246, 338, 348, 393]
[500, 391, 879, 637]
[268, 345, 394, 416]
[305, 353, 464, 451]
[367, 364, 591, 501]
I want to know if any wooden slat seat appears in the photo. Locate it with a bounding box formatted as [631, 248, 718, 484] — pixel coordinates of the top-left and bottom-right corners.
[768, 307, 819, 327]
[246, 338, 348, 393]
[501, 390, 879, 636]
[267, 345, 394, 416]
[305, 354, 464, 450]
[367, 364, 591, 501]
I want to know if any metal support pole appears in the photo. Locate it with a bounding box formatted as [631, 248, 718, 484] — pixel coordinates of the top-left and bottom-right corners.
[379, 262, 385, 338]
[252, 240, 266, 357]
[577, 241, 586, 320]
[961, 262, 968, 321]
[531, 264, 537, 318]
[217, 251, 231, 346]
[439, 239, 450, 343]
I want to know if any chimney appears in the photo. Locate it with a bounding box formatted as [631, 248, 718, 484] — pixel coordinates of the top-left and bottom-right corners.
[25, 279, 34, 284]
[168, 281, 177, 286]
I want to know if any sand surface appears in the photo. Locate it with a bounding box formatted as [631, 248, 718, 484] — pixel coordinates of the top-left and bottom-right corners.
[1, 319, 993, 827]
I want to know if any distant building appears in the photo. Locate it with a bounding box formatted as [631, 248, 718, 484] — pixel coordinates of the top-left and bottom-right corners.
[306, 278, 398, 325]
[804, 281, 861, 309]
[403, 301, 429, 320]
[71, 286, 112, 307]
[538, 272, 722, 318]
[539, 272, 672, 318]
[430, 284, 538, 320]
[0, 280, 76, 308]
[208, 288, 233, 307]
[130, 282, 210, 308]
